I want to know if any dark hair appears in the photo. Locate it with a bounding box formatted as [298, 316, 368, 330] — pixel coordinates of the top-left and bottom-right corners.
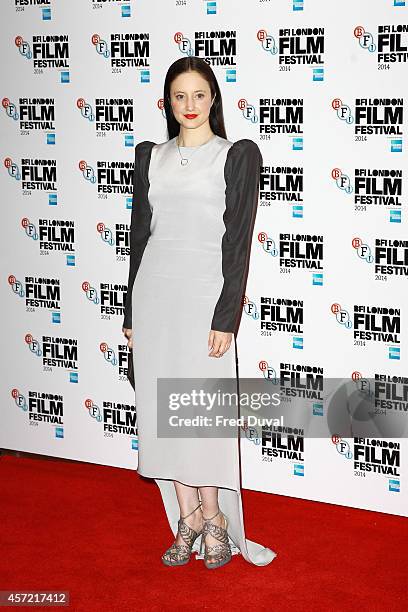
[163, 56, 227, 140]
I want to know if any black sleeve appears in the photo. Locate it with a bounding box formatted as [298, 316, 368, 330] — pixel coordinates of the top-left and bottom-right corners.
[122, 141, 155, 329]
[210, 139, 262, 334]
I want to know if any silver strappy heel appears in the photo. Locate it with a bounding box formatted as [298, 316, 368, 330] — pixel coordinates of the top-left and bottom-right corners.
[199, 507, 232, 569]
[161, 501, 203, 566]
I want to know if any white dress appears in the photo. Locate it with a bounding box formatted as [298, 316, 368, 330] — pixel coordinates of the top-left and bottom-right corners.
[123, 134, 277, 566]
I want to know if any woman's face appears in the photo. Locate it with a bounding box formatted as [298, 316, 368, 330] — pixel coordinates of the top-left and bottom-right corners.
[169, 70, 214, 130]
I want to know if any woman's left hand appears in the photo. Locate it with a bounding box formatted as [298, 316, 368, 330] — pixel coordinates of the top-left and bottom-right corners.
[208, 330, 232, 358]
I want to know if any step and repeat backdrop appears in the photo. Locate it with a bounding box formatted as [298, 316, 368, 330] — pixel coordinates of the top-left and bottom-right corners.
[1, 0, 407, 517]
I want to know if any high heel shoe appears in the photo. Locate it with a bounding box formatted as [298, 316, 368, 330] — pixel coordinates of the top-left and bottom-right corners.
[161, 501, 203, 566]
[199, 507, 232, 569]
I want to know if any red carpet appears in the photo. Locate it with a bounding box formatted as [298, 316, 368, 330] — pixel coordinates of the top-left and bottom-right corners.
[1, 453, 407, 611]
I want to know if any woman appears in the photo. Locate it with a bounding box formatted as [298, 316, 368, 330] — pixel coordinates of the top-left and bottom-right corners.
[122, 56, 276, 569]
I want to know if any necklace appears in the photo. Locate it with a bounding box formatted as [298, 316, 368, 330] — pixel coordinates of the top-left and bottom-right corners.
[176, 134, 215, 166]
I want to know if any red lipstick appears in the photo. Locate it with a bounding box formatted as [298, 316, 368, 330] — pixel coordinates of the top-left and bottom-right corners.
[184, 114, 198, 119]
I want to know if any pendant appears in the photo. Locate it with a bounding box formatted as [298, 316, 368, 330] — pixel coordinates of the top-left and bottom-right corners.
[181, 158, 188, 166]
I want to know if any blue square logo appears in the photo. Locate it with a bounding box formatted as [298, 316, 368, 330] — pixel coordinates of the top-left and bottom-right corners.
[313, 67, 324, 81]
[313, 403, 323, 416]
[226, 70, 236, 82]
[294, 464, 304, 476]
[70, 372, 78, 383]
[389, 479, 400, 492]
[293, 336, 303, 350]
[389, 346, 400, 360]
[390, 210, 401, 223]
[122, 4, 131, 17]
[52, 312, 61, 324]
[390, 138, 402, 153]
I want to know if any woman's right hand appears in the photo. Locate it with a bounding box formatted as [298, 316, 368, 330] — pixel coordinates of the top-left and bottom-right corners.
[122, 327, 133, 350]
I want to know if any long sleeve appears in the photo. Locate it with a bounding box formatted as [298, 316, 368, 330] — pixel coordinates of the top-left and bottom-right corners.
[211, 139, 262, 334]
[122, 141, 155, 329]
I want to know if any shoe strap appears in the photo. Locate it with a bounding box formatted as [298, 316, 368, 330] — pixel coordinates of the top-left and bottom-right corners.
[202, 507, 220, 522]
[180, 501, 202, 520]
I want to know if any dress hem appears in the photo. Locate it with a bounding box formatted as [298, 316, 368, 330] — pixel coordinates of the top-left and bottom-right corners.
[136, 468, 238, 492]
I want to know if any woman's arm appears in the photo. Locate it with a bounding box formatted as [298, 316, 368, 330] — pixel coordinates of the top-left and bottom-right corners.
[122, 141, 154, 330]
[210, 139, 262, 334]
